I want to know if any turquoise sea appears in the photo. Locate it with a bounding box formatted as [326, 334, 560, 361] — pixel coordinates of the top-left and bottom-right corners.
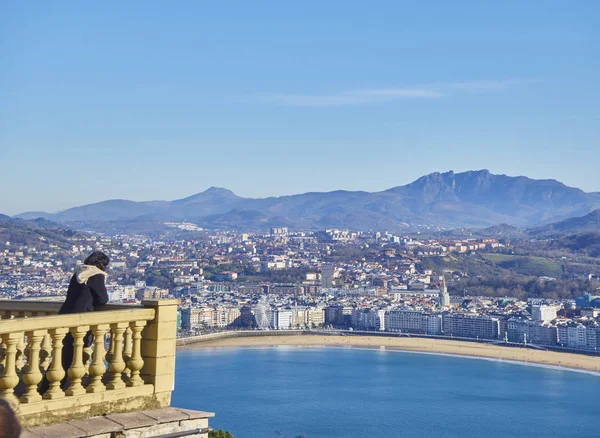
[172, 346, 600, 438]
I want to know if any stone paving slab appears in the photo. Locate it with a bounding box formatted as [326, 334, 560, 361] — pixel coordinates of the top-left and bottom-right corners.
[67, 417, 123, 435]
[141, 407, 190, 423]
[24, 422, 86, 438]
[175, 408, 216, 419]
[105, 411, 156, 429]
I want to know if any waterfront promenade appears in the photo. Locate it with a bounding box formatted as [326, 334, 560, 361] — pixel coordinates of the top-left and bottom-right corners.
[177, 330, 600, 373]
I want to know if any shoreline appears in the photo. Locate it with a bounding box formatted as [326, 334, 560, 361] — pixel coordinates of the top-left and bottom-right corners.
[178, 334, 600, 374]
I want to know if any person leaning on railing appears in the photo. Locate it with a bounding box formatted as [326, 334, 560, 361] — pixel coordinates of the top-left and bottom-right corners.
[39, 251, 110, 392]
[59, 251, 110, 378]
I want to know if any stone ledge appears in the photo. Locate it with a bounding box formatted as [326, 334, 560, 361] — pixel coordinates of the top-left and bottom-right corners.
[174, 408, 215, 420]
[24, 407, 215, 438]
[67, 417, 123, 435]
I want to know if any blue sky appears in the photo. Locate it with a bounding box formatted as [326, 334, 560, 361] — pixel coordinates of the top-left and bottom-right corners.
[1, 1, 599, 215]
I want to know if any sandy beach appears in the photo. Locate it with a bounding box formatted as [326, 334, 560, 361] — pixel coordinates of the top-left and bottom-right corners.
[180, 334, 600, 373]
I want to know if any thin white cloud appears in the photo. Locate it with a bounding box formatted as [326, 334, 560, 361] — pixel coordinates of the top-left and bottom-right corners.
[256, 88, 441, 107]
[260, 94, 375, 107]
[247, 79, 539, 107]
[349, 88, 442, 98]
[446, 79, 542, 91]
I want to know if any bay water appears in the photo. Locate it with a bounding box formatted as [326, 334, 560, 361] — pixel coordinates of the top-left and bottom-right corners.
[172, 346, 600, 437]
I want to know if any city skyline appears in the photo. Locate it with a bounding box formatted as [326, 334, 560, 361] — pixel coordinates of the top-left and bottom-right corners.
[2, 1, 599, 214]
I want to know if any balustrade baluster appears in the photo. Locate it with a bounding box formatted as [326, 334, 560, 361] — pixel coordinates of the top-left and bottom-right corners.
[0, 332, 24, 405]
[123, 327, 133, 362]
[105, 331, 115, 364]
[20, 330, 46, 403]
[16, 335, 26, 373]
[65, 326, 89, 396]
[39, 333, 52, 372]
[106, 322, 128, 390]
[87, 324, 109, 393]
[83, 343, 93, 375]
[43, 327, 68, 400]
[121, 327, 133, 383]
[0, 342, 5, 372]
[127, 320, 147, 387]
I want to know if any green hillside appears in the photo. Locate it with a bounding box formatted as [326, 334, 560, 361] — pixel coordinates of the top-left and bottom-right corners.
[479, 253, 563, 277]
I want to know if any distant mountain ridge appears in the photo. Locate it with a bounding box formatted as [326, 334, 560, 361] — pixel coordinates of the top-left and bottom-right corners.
[15, 170, 600, 231]
[0, 215, 79, 250]
[529, 208, 600, 235]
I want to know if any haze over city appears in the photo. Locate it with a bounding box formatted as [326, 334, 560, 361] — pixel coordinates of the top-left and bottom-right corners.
[2, 1, 599, 215]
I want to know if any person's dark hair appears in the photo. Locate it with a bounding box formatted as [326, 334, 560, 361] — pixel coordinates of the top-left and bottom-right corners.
[0, 399, 21, 438]
[84, 251, 110, 271]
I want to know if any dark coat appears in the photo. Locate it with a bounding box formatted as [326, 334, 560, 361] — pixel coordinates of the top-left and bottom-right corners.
[59, 268, 109, 314]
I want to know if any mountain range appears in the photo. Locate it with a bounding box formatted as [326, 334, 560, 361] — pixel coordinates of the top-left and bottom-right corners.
[0, 215, 79, 250]
[14, 170, 600, 232]
[529, 208, 600, 235]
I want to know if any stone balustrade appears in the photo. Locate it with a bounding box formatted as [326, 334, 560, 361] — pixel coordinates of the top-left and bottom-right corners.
[0, 301, 62, 318]
[0, 299, 178, 428]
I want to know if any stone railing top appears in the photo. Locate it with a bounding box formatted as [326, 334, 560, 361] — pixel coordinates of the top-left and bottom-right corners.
[0, 307, 156, 334]
[0, 299, 169, 316]
[0, 300, 63, 313]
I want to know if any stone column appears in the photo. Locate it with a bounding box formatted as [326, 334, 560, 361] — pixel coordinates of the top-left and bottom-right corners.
[43, 327, 68, 400]
[127, 320, 147, 387]
[0, 332, 23, 406]
[20, 330, 46, 403]
[66, 325, 90, 396]
[140, 299, 178, 407]
[106, 322, 128, 390]
[87, 324, 109, 393]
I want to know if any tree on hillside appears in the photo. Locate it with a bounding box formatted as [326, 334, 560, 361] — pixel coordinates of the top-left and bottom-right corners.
[209, 431, 234, 438]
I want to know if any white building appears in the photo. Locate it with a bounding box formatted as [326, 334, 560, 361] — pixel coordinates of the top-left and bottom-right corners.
[181, 307, 211, 329]
[270, 309, 293, 330]
[352, 308, 383, 331]
[290, 306, 308, 327]
[305, 272, 318, 281]
[531, 305, 558, 322]
[507, 318, 557, 345]
[270, 227, 288, 236]
[377, 310, 387, 331]
[423, 314, 443, 334]
[108, 285, 136, 302]
[442, 314, 500, 340]
[261, 261, 286, 272]
[558, 324, 599, 350]
[322, 264, 334, 288]
[385, 310, 424, 333]
[438, 279, 450, 309]
[307, 306, 325, 327]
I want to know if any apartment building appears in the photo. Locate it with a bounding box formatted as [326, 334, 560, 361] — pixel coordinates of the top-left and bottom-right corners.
[442, 314, 500, 339]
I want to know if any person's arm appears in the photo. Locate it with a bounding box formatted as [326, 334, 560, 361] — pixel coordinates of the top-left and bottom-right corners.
[88, 274, 109, 307]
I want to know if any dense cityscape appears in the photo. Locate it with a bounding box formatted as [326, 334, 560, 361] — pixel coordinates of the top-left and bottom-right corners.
[3, 225, 600, 353]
